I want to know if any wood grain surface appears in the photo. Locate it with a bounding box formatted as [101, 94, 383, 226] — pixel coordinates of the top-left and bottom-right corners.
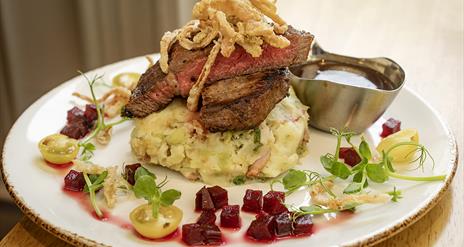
[1, 0, 463, 246]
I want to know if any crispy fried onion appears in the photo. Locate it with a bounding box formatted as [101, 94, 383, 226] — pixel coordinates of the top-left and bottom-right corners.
[72, 87, 131, 119]
[310, 181, 390, 210]
[187, 40, 221, 111]
[103, 166, 130, 208]
[160, 0, 289, 111]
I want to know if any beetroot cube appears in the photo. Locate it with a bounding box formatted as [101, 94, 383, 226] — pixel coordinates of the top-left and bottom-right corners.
[195, 187, 215, 212]
[242, 189, 263, 213]
[380, 118, 401, 138]
[197, 210, 216, 225]
[84, 104, 98, 125]
[339, 147, 361, 167]
[207, 186, 228, 210]
[66, 106, 85, 123]
[246, 213, 275, 241]
[123, 163, 141, 185]
[293, 214, 313, 236]
[64, 170, 85, 191]
[263, 191, 288, 215]
[182, 223, 223, 246]
[220, 205, 240, 228]
[60, 121, 89, 139]
[274, 212, 292, 237]
[201, 224, 223, 245]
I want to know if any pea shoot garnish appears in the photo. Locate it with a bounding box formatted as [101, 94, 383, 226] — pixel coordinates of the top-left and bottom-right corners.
[387, 187, 403, 202]
[276, 128, 445, 215]
[320, 128, 445, 195]
[82, 171, 108, 218]
[77, 72, 130, 161]
[271, 169, 335, 197]
[132, 167, 181, 218]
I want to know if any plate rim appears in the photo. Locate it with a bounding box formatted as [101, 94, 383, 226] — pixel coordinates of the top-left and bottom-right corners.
[0, 55, 459, 247]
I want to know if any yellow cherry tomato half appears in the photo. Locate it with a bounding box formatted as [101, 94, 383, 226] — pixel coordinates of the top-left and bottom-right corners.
[112, 72, 141, 90]
[376, 129, 419, 163]
[38, 134, 79, 164]
[130, 204, 183, 239]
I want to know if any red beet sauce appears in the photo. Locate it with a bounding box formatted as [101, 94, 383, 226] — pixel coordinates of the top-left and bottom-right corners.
[62, 188, 132, 230]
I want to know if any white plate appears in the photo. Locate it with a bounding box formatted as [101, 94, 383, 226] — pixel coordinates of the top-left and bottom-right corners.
[1, 55, 458, 247]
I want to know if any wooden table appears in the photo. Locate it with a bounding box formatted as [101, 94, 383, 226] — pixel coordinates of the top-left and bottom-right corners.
[1, 0, 463, 246]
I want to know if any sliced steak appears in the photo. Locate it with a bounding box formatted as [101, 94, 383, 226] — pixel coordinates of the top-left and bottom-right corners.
[200, 69, 289, 132]
[122, 26, 313, 118]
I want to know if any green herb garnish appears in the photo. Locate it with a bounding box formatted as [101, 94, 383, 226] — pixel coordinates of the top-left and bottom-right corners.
[253, 128, 263, 152]
[387, 187, 403, 202]
[77, 72, 130, 161]
[132, 167, 181, 218]
[271, 169, 335, 197]
[83, 171, 108, 218]
[321, 128, 445, 194]
[232, 175, 246, 185]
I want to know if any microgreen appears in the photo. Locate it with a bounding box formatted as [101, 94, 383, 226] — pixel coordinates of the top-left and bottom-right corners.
[77, 72, 130, 161]
[134, 166, 156, 182]
[253, 128, 263, 151]
[387, 187, 403, 202]
[293, 203, 359, 217]
[271, 169, 336, 197]
[83, 171, 108, 218]
[132, 167, 181, 218]
[232, 175, 246, 185]
[78, 142, 96, 161]
[321, 128, 445, 195]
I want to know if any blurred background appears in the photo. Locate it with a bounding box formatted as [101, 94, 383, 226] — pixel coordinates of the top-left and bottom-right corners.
[0, 0, 463, 242]
[0, 0, 197, 238]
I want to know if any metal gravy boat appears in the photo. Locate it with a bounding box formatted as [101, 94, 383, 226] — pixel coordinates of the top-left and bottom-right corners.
[289, 42, 405, 134]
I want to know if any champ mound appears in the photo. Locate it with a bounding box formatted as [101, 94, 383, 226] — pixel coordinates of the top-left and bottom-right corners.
[131, 89, 309, 185]
[125, 0, 314, 184]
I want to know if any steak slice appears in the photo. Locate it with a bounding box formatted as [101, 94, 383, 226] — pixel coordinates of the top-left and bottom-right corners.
[200, 69, 289, 132]
[122, 26, 313, 118]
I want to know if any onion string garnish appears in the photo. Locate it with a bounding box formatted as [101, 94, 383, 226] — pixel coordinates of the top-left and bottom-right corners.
[77, 72, 130, 161]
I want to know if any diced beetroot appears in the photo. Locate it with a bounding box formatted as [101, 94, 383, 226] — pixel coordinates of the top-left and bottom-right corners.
[220, 205, 240, 228]
[207, 186, 228, 210]
[380, 118, 401, 138]
[66, 106, 85, 123]
[123, 163, 141, 185]
[274, 212, 292, 237]
[64, 170, 85, 192]
[263, 191, 288, 215]
[182, 223, 223, 246]
[242, 189, 263, 213]
[197, 210, 217, 225]
[182, 224, 204, 246]
[339, 147, 361, 167]
[60, 121, 90, 139]
[84, 104, 98, 125]
[292, 214, 313, 236]
[195, 187, 215, 212]
[246, 213, 275, 241]
[201, 225, 223, 245]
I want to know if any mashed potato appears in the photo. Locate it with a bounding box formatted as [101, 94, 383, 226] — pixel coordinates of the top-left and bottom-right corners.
[130, 88, 309, 185]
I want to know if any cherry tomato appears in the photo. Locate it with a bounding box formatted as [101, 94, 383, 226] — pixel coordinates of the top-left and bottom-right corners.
[130, 204, 183, 239]
[38, 134, 79, 164]
[377, 129, 419, 163]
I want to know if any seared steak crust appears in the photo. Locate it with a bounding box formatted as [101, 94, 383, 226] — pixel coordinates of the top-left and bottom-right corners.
[200, 69, 290, 132]
[122, 26, 313, 119]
